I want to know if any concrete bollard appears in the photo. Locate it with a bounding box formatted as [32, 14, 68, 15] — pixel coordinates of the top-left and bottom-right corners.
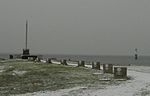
[61, 60, 63, 64]
[96, 62, 100, 70]
[114, 67, 127, 79]
[47, 58, 52, 63]
[61, 59, 67, 65]
[33, 57, 36, 61]
[92, 62, 100, 70]
[78, 61, 85, 67]
[9, 55, 13, 59]
[35, 58, 41, 62]
[77, 61, 80, 66]
[92, 62, 95, 69]
[28, 57, 33, 61]
[103, 64, 113, 74]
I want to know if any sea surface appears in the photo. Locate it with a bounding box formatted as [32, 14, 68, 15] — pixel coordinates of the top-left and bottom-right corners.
[0, 54, 150, 66]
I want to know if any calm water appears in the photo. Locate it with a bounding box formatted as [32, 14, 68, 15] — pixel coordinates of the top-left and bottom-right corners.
[1, 54, 150, 66]
[44, 54, 150, 66]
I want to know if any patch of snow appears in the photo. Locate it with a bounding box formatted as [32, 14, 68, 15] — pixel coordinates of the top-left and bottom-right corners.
[85, 65, 92, 68]
[0, 66, 5, 70]
[13, 70, 27, 76]
[40, 60, 47, 63]
[100, 65, 103, 70]
[14, 87, 87, 96]
[0, 70, 4, 73]
[67, 63, 77, 67]
[14, 66, 150, 96]
[76, 66, 150, 96]
[93, 72, 103, 75]
[67, 61, 78, 67]
[51, 60, 61, 64]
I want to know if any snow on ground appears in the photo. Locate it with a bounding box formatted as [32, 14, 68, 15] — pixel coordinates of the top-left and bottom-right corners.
[15, 66, 150, 96]
[85, 64, 92, 68]
[40, 60, 47, 63]
[84, 69, 150, 96]
[51, 60, 61, 64]
[67, 61, 78, 67]
[14, 87, 87, 96]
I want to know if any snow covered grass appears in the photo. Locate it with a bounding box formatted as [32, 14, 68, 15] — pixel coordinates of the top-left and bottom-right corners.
[2, 59, 149, 96]
[0, 59, 118, 95]
[14, 65, 150, 96]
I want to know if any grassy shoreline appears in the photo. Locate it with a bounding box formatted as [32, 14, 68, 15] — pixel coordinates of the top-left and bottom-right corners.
[0, 59, 120, 95]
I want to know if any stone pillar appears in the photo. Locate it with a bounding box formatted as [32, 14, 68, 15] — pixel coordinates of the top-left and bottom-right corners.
[114, 67, 127, 79]
[92, 62, 95, 69]
[9, 55, 13, 59]
[96, 62, 100, 70]
[47, 58, 52, 63]
[78, 61, 85, 67]
[103, 64, 113, 74]
[62, 59, 67, 65]
[36, 58, 41, 62]
[33, 57, 37, 61]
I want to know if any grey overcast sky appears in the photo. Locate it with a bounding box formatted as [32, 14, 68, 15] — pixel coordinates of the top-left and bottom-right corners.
[0, 0, 150, 55]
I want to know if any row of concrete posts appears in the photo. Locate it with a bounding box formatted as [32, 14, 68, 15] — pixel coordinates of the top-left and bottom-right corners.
[47, 58, 127, 79]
